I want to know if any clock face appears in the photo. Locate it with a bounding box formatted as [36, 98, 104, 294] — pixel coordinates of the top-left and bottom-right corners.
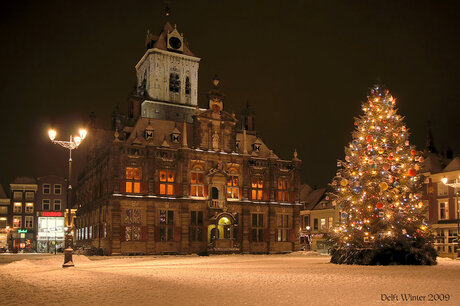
[169, 37, 182, 49]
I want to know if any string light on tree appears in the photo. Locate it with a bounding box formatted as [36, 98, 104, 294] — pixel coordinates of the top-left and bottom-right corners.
[329, 83, 436, 265]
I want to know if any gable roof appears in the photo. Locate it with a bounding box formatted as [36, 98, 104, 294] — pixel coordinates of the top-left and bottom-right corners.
[11, 176, 37, 185]
[146, 21, 195, 57]
[444, 156, 460, 172]
[0, 184, 7, 198]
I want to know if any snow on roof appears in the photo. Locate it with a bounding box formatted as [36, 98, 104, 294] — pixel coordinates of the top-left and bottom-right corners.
[444, 156, 460, 172]
[303, 188, 327, 210]
[422, 152, 443, 173]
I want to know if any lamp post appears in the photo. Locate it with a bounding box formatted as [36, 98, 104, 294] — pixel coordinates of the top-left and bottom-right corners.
[442, 176, 460, 258]
[49, 128, 87, 268]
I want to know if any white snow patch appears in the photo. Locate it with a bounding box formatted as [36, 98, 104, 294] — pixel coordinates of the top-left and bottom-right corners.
[0, 254, 459, 305]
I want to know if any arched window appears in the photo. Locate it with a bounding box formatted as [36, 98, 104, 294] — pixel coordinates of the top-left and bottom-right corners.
[185, 76, 191, 95]
[169, 73, 180, 93]
[227, 169, 239, 199]
[211, 187, 219, 199]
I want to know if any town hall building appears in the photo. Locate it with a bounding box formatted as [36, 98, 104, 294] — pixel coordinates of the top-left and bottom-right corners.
[75, 19, 302, 255]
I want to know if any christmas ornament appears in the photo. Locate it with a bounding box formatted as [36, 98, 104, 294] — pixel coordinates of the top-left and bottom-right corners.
[383, 163, 390, 171]
[388, 154, 394, 161]
[366, 135, 373, 142]
[407, 168, 417, 177]
[410, 149, 416, 156]
[379, 182, 388, 191]
[340, 179, 348, 186]
[376, 202, 384, 209]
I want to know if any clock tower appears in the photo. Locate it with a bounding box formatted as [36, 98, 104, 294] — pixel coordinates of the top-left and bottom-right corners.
[135, 21, 200, 108]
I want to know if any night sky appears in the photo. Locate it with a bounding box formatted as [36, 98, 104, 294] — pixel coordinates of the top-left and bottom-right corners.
[1, 0, 459, 190]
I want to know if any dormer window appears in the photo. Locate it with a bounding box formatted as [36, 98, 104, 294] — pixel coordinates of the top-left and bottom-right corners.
[144, 125, 154, 140]
[252, 143, 261, 152]
[185, 76, 191, 95]
[169, 73, 180, 93]
[170, 128, 181, 143]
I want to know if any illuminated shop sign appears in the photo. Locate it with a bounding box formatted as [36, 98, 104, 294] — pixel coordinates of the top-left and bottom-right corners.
[40, 211, 63, 217]
[18, 229, 28, 233]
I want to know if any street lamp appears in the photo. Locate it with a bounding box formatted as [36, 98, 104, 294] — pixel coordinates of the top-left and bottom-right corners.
[442, 175, 460, 258]
[48, 128, 87, 267]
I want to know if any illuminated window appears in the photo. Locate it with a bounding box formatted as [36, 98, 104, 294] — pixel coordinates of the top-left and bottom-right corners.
[251, 213, 264, 242]
[159, 210, 174, 241]
[43, 184, 51, 194]
[190, 211, 203, 241]
[25, 216, 33, 228]
[160, 170, 175, 196]
[439, 202, 449, 220]
[438, 183, 448, 197]
[124, 209, 141, 241]
[190, 166, 204, 197]
[277, 214, 289, 242]
[13, 216, 21, 228]
[277, 178, 289, 202]
[54, 184, 62, 195]
[227, 169, 239, 199]
[126, 167, 142, 193]
[251, 176, 264, 200]
[54, 199, 61, 211]
[313, 218, 319, 230]
[328, 217, 334, 229]
[25, 203, 34, 213]
[13, 202, 22, 213]
[25, 191, 34, 200]
[320, 218, 326, 230]
[0, 206, 7, 214]
[42, 199, 50, 210]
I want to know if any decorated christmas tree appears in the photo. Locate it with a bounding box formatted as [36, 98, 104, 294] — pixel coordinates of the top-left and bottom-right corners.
[330, 83, 436, 265]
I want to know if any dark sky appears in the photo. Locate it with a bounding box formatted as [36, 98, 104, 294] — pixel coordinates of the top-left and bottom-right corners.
[1, 0, 459, 189]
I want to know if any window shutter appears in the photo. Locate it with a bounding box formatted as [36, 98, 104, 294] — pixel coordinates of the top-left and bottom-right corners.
[289, 229, 296, 242]
[174, 183, 182, 197]
[239, 187, 242, 199]
[141, 182, 149, 194]
[120, 226, 126, 242]
[173, 226, 182, 242]
[290, 191, 296, 202]
[275, 229, 279, 242]
[204, 185, 208, 198]
[120, 181, 126, 193]
[248, 228, 252, 242]
[155, 182, 160, 195]
[141, 226, 148, 241]
[154, 226, 161, 242]
[263, 189, 270, 201]
[263, 228, 270, 242]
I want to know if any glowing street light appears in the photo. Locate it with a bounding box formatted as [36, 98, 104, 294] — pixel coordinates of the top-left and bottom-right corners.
[48, 127, 87, 268]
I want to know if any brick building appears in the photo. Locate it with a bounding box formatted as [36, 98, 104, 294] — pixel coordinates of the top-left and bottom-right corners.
[9, 177, 37, 252]
[0, 185, 10, 251]
[424, 156, 460, 258]
[75, 20, 303, 255]
[36, 175, 67, 253]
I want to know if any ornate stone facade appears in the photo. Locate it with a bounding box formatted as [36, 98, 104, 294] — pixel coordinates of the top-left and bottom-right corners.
[75, 20, 302, 255]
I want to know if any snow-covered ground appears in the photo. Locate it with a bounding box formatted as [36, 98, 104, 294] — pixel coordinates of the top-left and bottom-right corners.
[1, 254, 459, 305]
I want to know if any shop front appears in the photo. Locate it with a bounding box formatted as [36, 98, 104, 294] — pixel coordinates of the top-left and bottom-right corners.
[12, 229, 35, 252]
[37, 211, 65, 253]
